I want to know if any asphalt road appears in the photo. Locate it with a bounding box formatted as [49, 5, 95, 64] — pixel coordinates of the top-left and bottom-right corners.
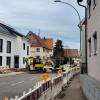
[0, 73, 56, 100]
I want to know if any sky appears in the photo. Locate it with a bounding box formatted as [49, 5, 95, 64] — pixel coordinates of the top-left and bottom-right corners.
[0, 0, 85, 50]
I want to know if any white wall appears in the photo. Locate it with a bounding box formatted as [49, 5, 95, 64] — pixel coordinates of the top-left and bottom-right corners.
[0, 33, 30, 68]
[30, 47, 53, 60]
[18, 37, 30, 68]
[87, 0, 100, 81]
[81, 21, 86, 63]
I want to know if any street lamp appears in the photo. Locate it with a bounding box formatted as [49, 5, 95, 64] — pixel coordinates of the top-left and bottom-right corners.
[54, 0, 81, 24]
[54, 0, 83, 73]
[54, 0, 81, 51]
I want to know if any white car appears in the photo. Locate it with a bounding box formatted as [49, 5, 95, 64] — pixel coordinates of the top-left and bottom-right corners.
[43, 65, 54, 72]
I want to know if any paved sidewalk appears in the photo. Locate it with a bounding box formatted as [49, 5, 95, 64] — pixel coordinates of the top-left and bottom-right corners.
[0, 72, 25, 78]
[56, 75, 86, 100]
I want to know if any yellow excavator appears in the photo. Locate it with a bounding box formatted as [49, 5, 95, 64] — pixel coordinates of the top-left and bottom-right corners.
[25, 57, 44, 71]
[25, 57, 64, 72]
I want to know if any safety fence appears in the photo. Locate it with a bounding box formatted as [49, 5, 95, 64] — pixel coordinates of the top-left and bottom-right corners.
[0, 66, 10, 73]
[10, 67, 80, 100]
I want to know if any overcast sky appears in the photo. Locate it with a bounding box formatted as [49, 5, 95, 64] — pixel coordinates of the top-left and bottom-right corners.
[0, 0, 85, 50]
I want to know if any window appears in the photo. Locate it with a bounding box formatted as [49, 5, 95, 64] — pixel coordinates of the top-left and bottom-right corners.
[0, 56, 2, 66]
[23, 43, 25, 50]
[6, 57, 11, 67]
[93, 0, 96, 9]
[29, 33, 31, 36]
[93, 32, 97, 55]
[87, 0, 91, 18]
[27, 46, 29, 55]
[36, 48, 40, 52]
[43, 48, 45, 52]
[0, 39, 3, 52]
[88, 38, 91, 56]
[36, 56, 40, 59]
[43, 56, 45, 60]
[7, 41, 11, 53]
[23, 57, 25, 64]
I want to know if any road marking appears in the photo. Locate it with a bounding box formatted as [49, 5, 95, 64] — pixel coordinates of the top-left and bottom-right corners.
[11, 81, 24, 86]
[30, 78, 35, 80]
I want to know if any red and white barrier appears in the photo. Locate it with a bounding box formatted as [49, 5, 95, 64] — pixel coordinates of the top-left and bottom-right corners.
[10, 67, 80, 100]
[0, 66, 10, 73]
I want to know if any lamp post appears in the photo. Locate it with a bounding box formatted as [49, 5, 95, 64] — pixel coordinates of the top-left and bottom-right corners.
[54, 0, 81, 52]
[54, 0, 82, 71]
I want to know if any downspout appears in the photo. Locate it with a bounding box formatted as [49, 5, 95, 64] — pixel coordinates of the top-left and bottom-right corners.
[77, 1, 88, 74]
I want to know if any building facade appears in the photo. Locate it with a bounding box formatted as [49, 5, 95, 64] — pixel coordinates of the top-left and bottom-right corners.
[27, 31, 50, 60]
[64, 49, 80, 65]
[43, 37, 53, 58]
[0, 23, 30, 68]
[86, 0, 100, 81]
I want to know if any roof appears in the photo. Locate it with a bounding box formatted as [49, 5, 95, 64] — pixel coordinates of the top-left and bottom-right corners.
[0, 22, 26, 38]
[27, 31, 47, 48]
[64, 49, 79, 58]
[43, 37, 53, 49]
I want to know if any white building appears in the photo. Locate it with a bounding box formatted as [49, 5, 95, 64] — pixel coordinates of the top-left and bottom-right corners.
[0, 22, 30, 68]
[86, 0, 100, 81]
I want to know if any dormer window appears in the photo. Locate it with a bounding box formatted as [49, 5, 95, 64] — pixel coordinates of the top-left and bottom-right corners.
[29, 33, 31, 36]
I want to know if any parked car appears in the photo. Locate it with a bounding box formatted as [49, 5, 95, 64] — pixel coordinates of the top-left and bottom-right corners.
[43, 65, 55, 72]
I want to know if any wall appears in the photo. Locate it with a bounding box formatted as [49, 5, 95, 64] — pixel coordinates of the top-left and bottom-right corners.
[87, 0, 100, 81]
[18, 37, 30, 68]
[30, 47, 53, 60]
[0, 33, 16, 68]
[0, 33, 30, 68]
[81, 20, 86, 63]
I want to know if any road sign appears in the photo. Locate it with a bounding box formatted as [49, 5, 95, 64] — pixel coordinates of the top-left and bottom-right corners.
[41, 73, 49, 81]
[4, 96, 8, 100]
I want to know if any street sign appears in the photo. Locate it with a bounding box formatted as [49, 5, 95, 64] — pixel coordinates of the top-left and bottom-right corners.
[41, 73, 49, 81]
[4, 96, 8, 100]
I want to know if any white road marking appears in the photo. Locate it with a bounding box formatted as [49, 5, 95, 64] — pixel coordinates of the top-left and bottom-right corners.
[30, 78, 35, 80]
[11, 81, 24, 86]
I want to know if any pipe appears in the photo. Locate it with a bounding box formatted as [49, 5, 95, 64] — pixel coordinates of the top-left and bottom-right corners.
[77, 1, 88, 74]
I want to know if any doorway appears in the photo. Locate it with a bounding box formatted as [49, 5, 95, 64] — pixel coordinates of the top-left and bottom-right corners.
[14, 56, 19, 68]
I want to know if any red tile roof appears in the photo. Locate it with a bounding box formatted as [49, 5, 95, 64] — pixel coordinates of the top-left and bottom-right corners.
[26, 31, 47, 48]
[64, 49, 79, 58]
[43, 38, 53, 49]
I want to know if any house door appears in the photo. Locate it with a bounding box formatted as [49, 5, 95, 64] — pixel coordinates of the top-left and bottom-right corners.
[14, 56, 19, 68]
[6, 57, 11, 68]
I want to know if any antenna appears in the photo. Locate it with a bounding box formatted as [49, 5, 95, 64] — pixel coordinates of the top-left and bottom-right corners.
[38, 29, 40, 36]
